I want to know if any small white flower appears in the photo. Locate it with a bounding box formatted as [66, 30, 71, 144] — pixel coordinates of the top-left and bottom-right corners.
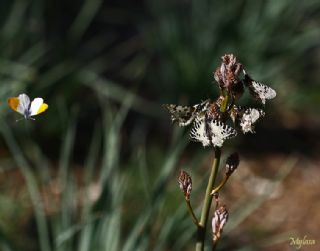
[240, 108, 265, 133]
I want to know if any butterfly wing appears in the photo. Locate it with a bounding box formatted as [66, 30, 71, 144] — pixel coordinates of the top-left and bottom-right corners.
[243, 73, 276, 104]
[250, 81, 276, 104]
[30, 98, 48, 116]
[190, 116, 210, 146]
[163, 104, 196, 126]
[163, 99, 210, 126]
[8, 93, 30, 115]
[207, 120, 237, 147]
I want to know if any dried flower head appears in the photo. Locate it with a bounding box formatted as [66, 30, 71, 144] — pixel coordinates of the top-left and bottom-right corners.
[178, 170, 192, 200]
[214, 54, 244, 99]
[225, 152, 240, 176]
[212, 205, 229, 242]
[207, 101, 222, 121]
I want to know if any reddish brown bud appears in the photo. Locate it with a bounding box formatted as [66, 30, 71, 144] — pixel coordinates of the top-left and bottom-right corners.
[229, 105, 241, 124]
[178, 170, 192, 200]
[225, 152, 240, 176]
[212, 205, 229, 242]
[214, 54, 243, 96]
[207, 101, 222, 120]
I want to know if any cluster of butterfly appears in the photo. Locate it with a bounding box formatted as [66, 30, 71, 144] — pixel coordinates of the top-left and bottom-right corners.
[8, 93, 48, 121]
[163, 71, 276, 147]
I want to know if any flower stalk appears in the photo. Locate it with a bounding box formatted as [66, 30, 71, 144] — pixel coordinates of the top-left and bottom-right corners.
[178, 170, 199, 226]
[195, 70, 233, 250]
[186, 199, 200, 226]
[211, 152, 240, 195]
[210, 175, 229, 195]
[196, 147, 221, 251]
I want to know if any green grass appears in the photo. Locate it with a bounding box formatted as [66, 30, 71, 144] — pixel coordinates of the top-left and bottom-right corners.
[0, 0, 318, 250]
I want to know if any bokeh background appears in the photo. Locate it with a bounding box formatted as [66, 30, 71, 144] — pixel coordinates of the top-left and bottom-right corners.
[0, 0, 319, 250]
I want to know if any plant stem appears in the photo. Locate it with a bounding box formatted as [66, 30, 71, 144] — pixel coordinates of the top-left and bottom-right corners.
[212, 239, 219, 251]
[210, 175, 229, 195]
[186, 199, 199, 226]
[195, 147, 221, 251]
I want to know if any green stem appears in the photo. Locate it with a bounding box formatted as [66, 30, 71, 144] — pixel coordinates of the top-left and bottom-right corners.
[220, 93, 229, 112]
[210, 175, 229, 195]
[212, 239, 219, 251]
[186, 199, 199, 226]
[195, 147, 221, 251]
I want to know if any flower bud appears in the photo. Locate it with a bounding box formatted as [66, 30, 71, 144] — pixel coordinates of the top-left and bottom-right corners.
[207, 101, 222, 121]
[178, 170, 192, 200]
[225, 152, 240, 176]
[212, 205, 229, 242]
[229, 105, 241, 124]
[214, 54, 243, 95]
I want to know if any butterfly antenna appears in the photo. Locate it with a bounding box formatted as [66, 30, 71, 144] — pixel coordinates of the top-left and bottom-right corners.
[15, 117, 24, 122]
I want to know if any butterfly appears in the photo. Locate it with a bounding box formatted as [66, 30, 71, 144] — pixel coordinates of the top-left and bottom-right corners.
[243, 70, 276, 104]
[8, 93, 48, 120]
[240, 108, 265, 134]
[190, 116, 237, 147]
[163, 99, 211, 126]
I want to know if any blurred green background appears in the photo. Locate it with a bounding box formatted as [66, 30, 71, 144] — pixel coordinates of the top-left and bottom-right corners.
[0, 0, 319, 250]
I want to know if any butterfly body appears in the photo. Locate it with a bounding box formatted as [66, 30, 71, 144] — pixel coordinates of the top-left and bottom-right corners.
[8, 94, 48, 120]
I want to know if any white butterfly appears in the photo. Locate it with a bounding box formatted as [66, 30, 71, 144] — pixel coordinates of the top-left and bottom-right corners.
[240, 108, 265, 133]
[163, 99, 210, 126]
[243, 70, 276, 104]
[250, 81, 276, 104]
[8, 93, 48, 120]
[190, 116, 210, 146]
[190, 117, 237, 147]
